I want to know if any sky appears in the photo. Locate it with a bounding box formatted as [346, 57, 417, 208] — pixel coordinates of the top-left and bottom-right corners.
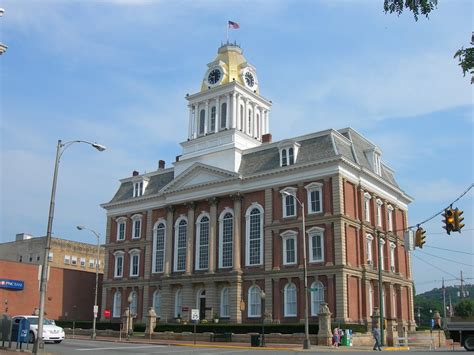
[0, 0, 472, 294]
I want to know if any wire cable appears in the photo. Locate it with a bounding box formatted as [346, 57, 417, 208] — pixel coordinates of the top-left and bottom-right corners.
[412, 254, 459, 279]
[417, 250, 473, 268]
[424, 245, 474, 255]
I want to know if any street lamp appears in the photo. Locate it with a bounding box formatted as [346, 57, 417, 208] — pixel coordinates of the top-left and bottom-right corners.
[76, 225, 101, 340]
[260, 290, 266, 347]
[33, 140, 106, 354]
[127, 293, 133, 340]
[280, 189, 310, 349]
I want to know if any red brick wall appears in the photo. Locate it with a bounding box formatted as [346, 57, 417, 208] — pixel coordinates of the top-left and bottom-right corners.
[0, 260, 101, 321]
[347, 276, 360, 321]
[345, 225, 358, 267]
[343, 181, 356, 219]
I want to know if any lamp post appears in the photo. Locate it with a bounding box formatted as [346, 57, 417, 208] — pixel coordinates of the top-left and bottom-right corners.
[76, 225, 101, 340]
[260, 290, 266, 347]
[280, 190, 310, 349]
[127, 294, 133, 340]
[33, 140, 105, 354]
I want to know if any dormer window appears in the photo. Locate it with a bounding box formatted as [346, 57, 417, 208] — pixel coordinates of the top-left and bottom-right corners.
[132, 176, 149, 197]
[365, 148, 382, 176]
[374, 154, 382, 176]
[279, 141, 300, 167]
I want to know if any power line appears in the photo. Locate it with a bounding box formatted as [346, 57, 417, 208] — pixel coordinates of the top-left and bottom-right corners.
[424, 245, 474, 255]
[417, 250, 474, 268]
[412, 254, 459, 279]
[426, 229, 474, 235]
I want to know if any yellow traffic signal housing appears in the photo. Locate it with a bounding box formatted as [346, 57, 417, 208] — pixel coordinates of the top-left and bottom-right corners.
[415, 227, 426, 248]
[442, 208, 455, 235]
[453, 208, 465, 232]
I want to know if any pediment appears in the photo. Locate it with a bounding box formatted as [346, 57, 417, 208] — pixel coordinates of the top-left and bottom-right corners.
[161, 163, 239, 193]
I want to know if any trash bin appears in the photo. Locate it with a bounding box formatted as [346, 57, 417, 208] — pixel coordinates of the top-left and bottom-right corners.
[250, 334, 261, 347]
[341, 330, 351, 346]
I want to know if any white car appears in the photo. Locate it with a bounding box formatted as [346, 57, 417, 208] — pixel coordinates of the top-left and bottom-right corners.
[12, 315, 65, 344]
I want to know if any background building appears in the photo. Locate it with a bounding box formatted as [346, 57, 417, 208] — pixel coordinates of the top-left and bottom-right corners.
[101, 43, 415, 331]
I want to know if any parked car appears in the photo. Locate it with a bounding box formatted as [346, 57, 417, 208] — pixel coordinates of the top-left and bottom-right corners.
[11, 316, 65, 344]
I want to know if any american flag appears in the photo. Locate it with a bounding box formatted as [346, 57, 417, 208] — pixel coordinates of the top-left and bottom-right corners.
[228, 21, 240, 29]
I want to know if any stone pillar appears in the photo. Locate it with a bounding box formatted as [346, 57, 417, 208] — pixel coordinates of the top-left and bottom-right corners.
[226, 94, 230, 129]
[100, 287, 108, 321]
[243, 99, 248, 134]
[160, 285, 172, 323]
[335, 272, 347, 322]
[142, 285, 149, 323]
[232, 194, 242, 271]
[230, 278, 243, 323]
[386, 318, 398, 346]
[208, 198, 218, 273]
[371, 307, 381, 329]
[232, 93, 238, 129]
[185, 203, 195, 275]
[317, 303, 332, 346]
[145, 307, 157, 336]
[123, 308, 133, 338]
[215, 96, 220, 133]
[264, 188, 273, 320]
[205, 281, 217, 321]
[205, 100, 209, 134]
[144, 209, 153, 279]
[164, 207, 174, 276]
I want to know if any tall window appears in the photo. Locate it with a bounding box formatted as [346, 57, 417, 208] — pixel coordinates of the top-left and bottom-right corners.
[281, 149, 288, 166]
[220, 287, 229, 318]
[116, 218, 126, 241]
[364, 193, 372, 222]
[308, 227, 324, 263]
[380, 239, 385, 271]
[219, 210, 233, 268]
[132, 215, 142, 239]
[210, 106, 216, 132]
[387, 206, 394, 231]
[281, 187, 297, 218]
[129, 249, 140, 277]
[390, 242, 396, 272]
[152, 221, 166, 273]
[288, 147, 294, 165]
[305, 183, 323, 214]
[310, 281, 324, 316]
[366, 235, 374, 264]
[199, 109, 205, 135]
[246, 204, 264, 266]
[281, 231, 297, 265]
[368, 283, 374, 316]
[113, 291, 121, 318]
[248, 285, 262, 317]
[130, 291, 138, 315]
[175, 289, 182, 318]
[153, 290, 161, 318]
[174, 218, 187, 272]
[196, 214, 210, 270]
[220, 102, 227, 129]
[376, 199, 383, 227]
[284, 283, 297, 317]
[114, 252, 124, 278]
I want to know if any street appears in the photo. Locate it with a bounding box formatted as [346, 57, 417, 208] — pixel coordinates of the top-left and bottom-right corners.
[4, 338, 468, 354]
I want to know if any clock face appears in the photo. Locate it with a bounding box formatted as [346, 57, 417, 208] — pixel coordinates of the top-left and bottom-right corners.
[244, 72, 255, 87]
[208, 68, 222, 85]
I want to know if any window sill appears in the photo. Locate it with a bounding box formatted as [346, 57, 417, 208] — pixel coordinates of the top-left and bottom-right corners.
[282, 215, 297, 220]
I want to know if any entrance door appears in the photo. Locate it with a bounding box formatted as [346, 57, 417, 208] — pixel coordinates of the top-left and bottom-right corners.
[198, 290, 206, 320]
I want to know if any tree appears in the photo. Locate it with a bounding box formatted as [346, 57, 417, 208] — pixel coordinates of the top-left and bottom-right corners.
[383, 0, 473, 83]
[455, 299, 474, 317]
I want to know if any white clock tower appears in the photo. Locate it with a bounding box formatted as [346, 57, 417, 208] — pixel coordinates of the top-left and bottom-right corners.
[174, 43, 272, 176]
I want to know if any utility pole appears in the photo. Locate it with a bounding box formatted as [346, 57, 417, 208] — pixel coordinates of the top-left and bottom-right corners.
[460, 271, 466, 298]
[442, 278, 447, 327]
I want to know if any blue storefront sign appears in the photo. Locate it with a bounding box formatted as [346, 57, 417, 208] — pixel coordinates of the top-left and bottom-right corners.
[0, 279, 24, 290]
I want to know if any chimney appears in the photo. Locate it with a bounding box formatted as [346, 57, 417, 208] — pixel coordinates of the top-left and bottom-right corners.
[262, 133, 272, 143]
[16, 233, 33, 241]
[158, 160, 165, 169]
[132, 170, 139, 177]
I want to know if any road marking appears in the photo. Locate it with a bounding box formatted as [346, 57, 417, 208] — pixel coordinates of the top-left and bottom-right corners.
[76, 344, 164, 351]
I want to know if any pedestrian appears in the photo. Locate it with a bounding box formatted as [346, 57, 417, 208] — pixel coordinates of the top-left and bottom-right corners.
[333, 327, 340, 347]
[372, 325, 382, 351]
[338, 328, 344, 346]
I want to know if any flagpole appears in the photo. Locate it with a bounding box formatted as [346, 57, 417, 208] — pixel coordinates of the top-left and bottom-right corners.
[226, 21, 229, 43]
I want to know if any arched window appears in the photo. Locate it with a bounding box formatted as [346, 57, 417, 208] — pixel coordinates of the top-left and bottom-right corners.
[174, 218, 187, 272]
[175, 289, 182, 318]
[130, 290, 138, 316]
[284, 283, 297, 317]
[310, 281, 324, 316]
[199, 109, 205, 135]
[368, 283, 374, 317]
[240, 104, 244, 130]
[113, 290, 121, 318]
[307, 227, 325, 263]
[153, 290, 161, 318]
[210, 106, 216, 132]
[219, 210, 234, 268]
[366, 234, 374, 265]
[220, 287, 229, 317]
[196, 214, 210, 270]
[220, 102, 227, 129]
[152, 221, 166, 273]
[248, 285, 262, 317]
[245, 204, 264, 266]
[281, 149, 288, 167]
[288, 147, 294, 165]
[281, 231, 297, 265]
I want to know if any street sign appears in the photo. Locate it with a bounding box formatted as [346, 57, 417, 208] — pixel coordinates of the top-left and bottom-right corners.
[93, 305, 98, 318]
[191, 309, 199, 321]
[104, 310, 111, 319]
[181, 306, 190, 312]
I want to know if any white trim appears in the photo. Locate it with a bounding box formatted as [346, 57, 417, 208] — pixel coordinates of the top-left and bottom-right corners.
[368, 282, 374, 316]
[113, 290, 121, 318]
[390, 242, 396, 272]
[376, 199, 383, 227]
[280, 230, 297, 265]
[364, 193, 372, 222]
[380, 238, 386, 271]
[281, 187, 297, 218]
[131, 214, 143, 239]
[195, 212, 210, 270]
[174, 216, 188, 272]
[284, 282, 297, 317]
[387, 205, 394, 231]
[305, 182, 323, 214]
[152, 219, 167, 273]
[129, 249, 140, 277]
[116, 217, 127, 241]
[218, 208, 234, 269]
[220, 287, 230, 318]
[310, 281, 325, 316]
[113, 252, 125, 278]
[366, 234, 373, 265]
[307, 226, 325, 263]
[245, 203, 264, 266]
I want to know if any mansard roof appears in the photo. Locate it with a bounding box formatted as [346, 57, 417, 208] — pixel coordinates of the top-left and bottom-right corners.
[105, 127, 401, 206]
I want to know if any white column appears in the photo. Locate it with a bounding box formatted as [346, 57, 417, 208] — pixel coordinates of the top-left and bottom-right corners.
[253, 105, 258, 139]
[215, 97, 220, 133]
[232, 93, 238, 129]
[226, 94, 230, 129]
[265, 110, 269, 135]
[243, 99, 248, 134]
[205, 101, 209, 134]
[194, 104, 199, 138]
[188, 105, 193, 140]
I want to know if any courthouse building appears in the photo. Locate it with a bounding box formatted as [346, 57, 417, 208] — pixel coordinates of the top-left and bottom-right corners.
[100, 43, 415, 329]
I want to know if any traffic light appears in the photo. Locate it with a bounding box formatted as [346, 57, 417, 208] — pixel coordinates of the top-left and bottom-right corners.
[415, 227, 426, 248]
[442, 208, 455, 235]
[453, 208, 465, 232]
